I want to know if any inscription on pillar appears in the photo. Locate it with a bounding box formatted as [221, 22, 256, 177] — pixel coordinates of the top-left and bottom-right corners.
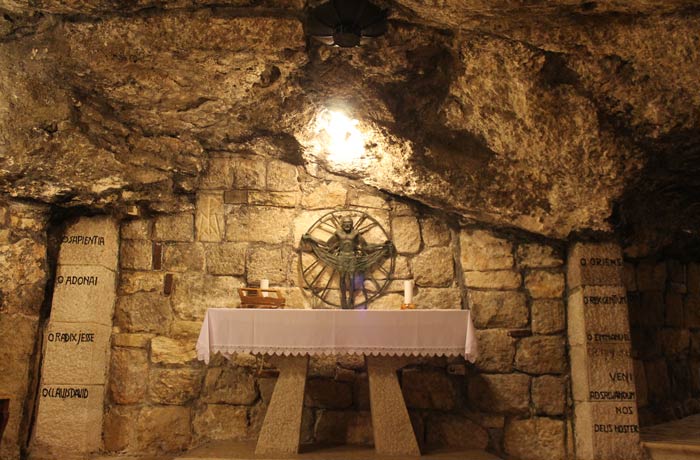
[569, 286, 630, 346]
[51, 265, 116, 325]
[55, 275, 99, 286]
[33, 384, 105, 453]
[571, 343, 636, 402]
[575, 401, 641, 460]
[31, 216, 118, 458]
[42, 323, 111, 385]
[57, 217, 118, 269]
[47, 331, 95, 344]
[567, 243, 624, 288]
[61, 235, 105, 246]
[41, 387, 90, 399]
[567, 242, 642, 460]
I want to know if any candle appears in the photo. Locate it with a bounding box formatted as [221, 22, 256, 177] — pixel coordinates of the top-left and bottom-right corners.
[404, 280, 413, 304]
[260, 279, 269, 297]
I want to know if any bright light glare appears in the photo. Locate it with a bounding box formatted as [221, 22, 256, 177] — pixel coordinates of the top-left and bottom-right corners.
[315, 110, 366, 164]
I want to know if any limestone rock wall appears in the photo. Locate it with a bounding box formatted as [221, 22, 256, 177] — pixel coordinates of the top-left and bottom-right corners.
[0, 200, 49, 460]
[106, 154, 572, 457]
[627, 258, 700, 426]
[1, 3, 699, 251]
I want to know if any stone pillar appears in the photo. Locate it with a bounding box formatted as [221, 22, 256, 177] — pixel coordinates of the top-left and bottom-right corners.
[567, 243, 643, 460]
[367, 356, 421, 456]
[255, 355, 309, 456]
[30, 217, 118, 459]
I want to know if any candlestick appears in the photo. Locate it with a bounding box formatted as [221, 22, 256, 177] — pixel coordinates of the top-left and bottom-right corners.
[260, 279, 269, 297]
[404, 280, 413, 304]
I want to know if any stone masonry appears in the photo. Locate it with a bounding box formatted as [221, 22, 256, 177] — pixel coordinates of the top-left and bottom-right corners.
[103, 154, 575, 458]
[626, 257, 700, 426]
[464, 229, 569, 460]
[0, 201, 49, 460]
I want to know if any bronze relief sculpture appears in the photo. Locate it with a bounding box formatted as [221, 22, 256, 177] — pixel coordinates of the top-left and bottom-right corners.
[300, 210, 395, 309]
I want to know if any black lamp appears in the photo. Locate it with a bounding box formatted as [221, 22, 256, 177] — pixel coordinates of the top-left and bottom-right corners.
[307, 0, 388, 48]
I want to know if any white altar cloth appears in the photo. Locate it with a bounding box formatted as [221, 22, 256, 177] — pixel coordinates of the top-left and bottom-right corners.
[196, 308, 478, 364]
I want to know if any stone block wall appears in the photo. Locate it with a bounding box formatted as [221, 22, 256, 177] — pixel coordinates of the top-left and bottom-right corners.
[627, 258, 700, 425]
[0, 201, 49, 460]
[463, 228, 570, 460]
[105, 152, 573, 458]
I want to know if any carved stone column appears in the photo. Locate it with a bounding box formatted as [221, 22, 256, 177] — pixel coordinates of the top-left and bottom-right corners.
[567, 242, 643, 460]
[30, 217, 118, 459]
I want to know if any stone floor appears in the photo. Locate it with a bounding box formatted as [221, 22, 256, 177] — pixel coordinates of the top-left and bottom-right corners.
[86, 415, 700, 460]
[641, 414, 700, 460]
[174, 441, 501, 460]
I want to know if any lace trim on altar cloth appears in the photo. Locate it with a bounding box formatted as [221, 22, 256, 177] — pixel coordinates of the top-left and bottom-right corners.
[197, 345, 468, 363]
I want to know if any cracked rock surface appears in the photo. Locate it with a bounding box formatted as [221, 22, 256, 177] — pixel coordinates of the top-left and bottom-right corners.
[1, 0, 699, 247]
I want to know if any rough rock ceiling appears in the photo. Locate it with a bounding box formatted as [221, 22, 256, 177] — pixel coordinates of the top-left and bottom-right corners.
[1, 0, 699, 248]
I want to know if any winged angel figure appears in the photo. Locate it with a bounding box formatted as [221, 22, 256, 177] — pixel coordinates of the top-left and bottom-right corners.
[302, 215, 394, 309]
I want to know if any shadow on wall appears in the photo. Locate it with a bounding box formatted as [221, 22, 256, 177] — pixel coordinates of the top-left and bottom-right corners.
[1, 399, 9, 444]
[626, 258, 700, 426]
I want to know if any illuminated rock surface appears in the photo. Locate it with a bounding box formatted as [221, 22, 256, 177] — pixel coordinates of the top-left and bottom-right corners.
[0, 1, 698, 248]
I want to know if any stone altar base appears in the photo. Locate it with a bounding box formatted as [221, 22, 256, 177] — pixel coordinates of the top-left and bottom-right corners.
[255, 356, 309, 456]
[366, 356, 420, 456]
[175, 440, 501, 460]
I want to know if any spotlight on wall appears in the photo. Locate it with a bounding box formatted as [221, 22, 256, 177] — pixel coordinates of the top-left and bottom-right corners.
[314, 109, 366, 165]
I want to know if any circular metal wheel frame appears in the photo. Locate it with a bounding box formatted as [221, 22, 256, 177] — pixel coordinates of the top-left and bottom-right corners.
[299, 209, 395, 308]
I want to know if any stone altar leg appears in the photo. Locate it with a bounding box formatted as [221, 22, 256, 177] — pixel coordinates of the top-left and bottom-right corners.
[255, 355, 309, 456]
[366, 356, 421, 456]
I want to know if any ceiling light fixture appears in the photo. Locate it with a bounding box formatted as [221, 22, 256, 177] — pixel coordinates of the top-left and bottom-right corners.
[307, 0, 388, 48]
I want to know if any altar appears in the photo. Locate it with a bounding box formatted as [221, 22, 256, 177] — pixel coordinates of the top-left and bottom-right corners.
[196, 308, 477, 457]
